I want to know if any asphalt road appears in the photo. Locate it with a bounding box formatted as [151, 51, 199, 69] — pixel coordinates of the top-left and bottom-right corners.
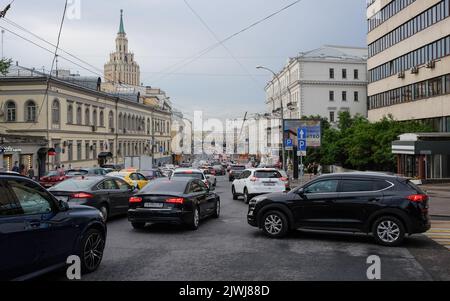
[47, 176, 450, 281]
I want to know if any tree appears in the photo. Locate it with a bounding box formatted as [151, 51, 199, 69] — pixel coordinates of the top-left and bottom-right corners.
[0, 58, 11, 75]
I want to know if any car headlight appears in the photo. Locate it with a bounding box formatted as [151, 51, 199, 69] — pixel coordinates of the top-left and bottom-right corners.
[250, 196, 266, 205]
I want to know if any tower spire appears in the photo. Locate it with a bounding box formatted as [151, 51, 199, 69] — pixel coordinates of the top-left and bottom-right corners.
[118, 9, 125, 34]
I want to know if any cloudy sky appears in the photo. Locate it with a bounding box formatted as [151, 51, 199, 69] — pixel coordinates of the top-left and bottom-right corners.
[1, 0, 367, 119]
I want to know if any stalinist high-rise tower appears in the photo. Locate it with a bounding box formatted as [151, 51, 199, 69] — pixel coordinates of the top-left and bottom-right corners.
[104, 9, 140, 86]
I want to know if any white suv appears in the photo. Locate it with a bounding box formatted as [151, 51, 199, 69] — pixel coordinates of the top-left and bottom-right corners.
[232, 169, 289, 204]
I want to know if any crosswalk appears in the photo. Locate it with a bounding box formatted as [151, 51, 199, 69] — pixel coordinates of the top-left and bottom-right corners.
[425, 221, 450, 250]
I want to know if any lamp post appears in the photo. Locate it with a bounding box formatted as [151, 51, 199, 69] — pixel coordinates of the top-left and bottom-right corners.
[257, 65, 286, 171]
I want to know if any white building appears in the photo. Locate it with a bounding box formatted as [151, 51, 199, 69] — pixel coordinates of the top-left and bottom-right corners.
[264, 45, 368, 123]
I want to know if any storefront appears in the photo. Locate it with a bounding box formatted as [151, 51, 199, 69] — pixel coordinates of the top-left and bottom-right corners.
[392, 133, 450, 182]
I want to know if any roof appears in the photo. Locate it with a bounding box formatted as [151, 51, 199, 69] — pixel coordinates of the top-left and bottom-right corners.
[319, 172, 400, 179]
[118, 9, 125, 34]
[297, 45, 368, 61]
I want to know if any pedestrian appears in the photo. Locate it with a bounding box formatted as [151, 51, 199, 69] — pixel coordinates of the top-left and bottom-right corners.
[19, 164, 26, 176]
[27, 167, 35, 180]
[12, 161, 19, 173]
[317, 164, 323, 176]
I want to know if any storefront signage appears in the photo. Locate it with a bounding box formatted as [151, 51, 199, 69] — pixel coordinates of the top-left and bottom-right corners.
[0, 146, 23, 154]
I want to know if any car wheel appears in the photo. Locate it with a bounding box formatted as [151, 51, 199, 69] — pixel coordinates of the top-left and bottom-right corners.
[243, 188, 251, 204]
[80, 228, 105, 274]
[132, 222, 146, 229]
[213, 200, 220, 218]
[372, 216, 405, 247]
[188, 207, 200, 230]
[261, 211, 289, 238]
[232, 186, 238, 200]
[99, 205, 109, 222]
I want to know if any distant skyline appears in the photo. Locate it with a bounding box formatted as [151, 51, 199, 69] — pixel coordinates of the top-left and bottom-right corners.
[1, 0, 367, 119]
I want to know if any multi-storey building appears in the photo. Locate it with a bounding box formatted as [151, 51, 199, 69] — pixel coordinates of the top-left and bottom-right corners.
[0, 71, 172, 177]
[264, 45, 368, 124]
[367, 0, 450, 180]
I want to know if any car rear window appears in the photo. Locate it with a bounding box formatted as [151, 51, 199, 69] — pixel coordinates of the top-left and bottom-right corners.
[405, 180, 425, 194]
[67, 170, 88, 176]
[173, 172, 203, 180]
[341, 180, 375, 192]
[50, 179, 98, 191]
[231, 166, 246, 170]
[255, 170, 282, 179]
[139, 180, 187, 194]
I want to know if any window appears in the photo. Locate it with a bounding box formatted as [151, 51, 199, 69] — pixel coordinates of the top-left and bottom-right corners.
[8, 180, 54, 215]
[342, 69, 347, 79]
[6, 101, 16, 122]
[446, 75, 450, 93]
[115, 179, 131, 191]
[329, 68, 334, 79]
[77, 106, 82, 125]
[329, 91, 334, 101]
[25, 100, 36, 122]
[85, 108, 90, 125]
[67, 104, 73, 124]
[342, 91, 347, 101]
[341, 180, 375, 192]
[354, 69, 359, 79]
[85, 142, 90, 160]
[67, 141, 73, 161]
[92, 109, 98, 127]
[52, 99, 60, 125]
[304, 180, 338, 194]
[329, 111, 335, 123]
[98, 179, 118, 190]
[354, 91, 359, 102]
[92, 142, 97, 159]
[77, 141, 82, 161]
[0, 184, 21, 216]
[109, 111, 114, 130]
[428, 77, 443, 96]
[99, 110, 104, 127]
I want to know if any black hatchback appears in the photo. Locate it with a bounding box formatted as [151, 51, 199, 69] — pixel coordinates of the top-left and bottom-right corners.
[128, 178, 220, 230]
[0, 173, 106, 280]
[247, 172, 431, 246]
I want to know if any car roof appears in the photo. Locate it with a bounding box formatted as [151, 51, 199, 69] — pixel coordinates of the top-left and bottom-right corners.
[317, 172, 402, 180]
[174, 168, 203, 173]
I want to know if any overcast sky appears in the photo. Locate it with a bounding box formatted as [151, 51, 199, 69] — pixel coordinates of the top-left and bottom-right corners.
[2, 0, 367, 120]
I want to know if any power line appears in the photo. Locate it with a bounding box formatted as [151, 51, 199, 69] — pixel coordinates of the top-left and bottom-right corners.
[31, 0, 68, 131]
[183, 0, 262, 88]
[149, 0, 304, 83]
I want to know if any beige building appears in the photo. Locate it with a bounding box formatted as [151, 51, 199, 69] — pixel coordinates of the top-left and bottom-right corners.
[367, 0, 450, 180]
[104, 9, 140, 88]
[0, 72, 172, 177]
[367, 0, 450, 130]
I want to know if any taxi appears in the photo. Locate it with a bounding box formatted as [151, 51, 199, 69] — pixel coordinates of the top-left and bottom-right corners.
[107, 169, 149, 190]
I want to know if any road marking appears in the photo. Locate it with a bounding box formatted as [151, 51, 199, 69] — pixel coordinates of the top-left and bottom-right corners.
[426, 221, 450, 250]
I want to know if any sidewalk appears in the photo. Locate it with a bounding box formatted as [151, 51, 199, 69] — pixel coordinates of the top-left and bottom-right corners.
[288, 176, 450, 218]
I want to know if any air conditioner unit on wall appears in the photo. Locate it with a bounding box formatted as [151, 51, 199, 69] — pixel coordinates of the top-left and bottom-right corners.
[411, 66, 419, 74]
[426, 60, 436, 69]
[398, 71, 405, 79]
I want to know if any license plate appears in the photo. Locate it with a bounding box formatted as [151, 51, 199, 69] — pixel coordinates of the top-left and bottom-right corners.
[264, 183, 276, 186]
[144, 203, 164, 208]
[56, 196, 68, 202]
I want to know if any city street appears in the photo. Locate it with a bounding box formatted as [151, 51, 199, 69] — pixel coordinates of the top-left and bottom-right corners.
[45, 176, 450, 281]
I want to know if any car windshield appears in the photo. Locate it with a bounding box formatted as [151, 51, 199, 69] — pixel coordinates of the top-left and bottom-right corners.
[139, 179, 187, 194]
[45, 171, 61, 177]
[173, 172, 203, 179]
[50, 178, 98, 191]
[255, 170, 282, 179]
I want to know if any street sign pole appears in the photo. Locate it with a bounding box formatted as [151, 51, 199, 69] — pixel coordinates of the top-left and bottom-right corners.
[297, 127, 308, 186]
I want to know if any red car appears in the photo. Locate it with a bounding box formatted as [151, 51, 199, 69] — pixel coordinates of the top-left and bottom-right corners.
[39, 171, 68, 188]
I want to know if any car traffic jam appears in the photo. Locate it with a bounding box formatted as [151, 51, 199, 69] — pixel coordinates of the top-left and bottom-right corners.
[0, 161, 432, 280]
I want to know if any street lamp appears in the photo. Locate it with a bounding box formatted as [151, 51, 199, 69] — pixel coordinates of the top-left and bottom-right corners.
[256, 65, 286, 171]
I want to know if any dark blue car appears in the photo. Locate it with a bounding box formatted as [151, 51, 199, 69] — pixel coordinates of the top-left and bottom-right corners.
[0, 172, 107, 280]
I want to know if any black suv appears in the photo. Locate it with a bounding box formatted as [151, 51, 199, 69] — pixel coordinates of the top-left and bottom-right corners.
[0, 173, 107, 280]
[247, 173, 431, 246]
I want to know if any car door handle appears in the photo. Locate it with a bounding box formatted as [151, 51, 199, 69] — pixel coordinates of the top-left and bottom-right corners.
[369, 198, 381, 203]
[26, 221, 41, 229]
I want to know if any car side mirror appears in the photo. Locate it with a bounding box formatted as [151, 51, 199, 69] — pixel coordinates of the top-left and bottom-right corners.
[57, 199, 69, 212]
[297, 188, 306, 197]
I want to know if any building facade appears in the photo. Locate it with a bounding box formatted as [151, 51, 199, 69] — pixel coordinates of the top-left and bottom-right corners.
[0, 76, 172, 176]
[265, 45, 368, 124]
[104, 9, 140, 87]
[367, 0, 450, 130]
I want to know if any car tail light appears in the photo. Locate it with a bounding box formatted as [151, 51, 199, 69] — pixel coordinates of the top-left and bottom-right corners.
[59, 177, 66, 181]
[407, 194, 428, 203]
[166, 198, 184, 204]
[129, 197, 143, 203]
[250, 177, 258, 182]
[71, 192, 94, 199]
[281, 177, 288, 182]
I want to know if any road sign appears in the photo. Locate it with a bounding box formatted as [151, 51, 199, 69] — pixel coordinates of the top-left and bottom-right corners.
[285, 138, 293, 150]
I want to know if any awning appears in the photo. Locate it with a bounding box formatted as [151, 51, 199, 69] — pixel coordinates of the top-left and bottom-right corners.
[98, 152, 113, 158]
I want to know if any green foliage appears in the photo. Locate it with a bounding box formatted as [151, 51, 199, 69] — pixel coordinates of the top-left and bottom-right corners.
[308, 112, 433, 172]
[0, 58, 11, 75]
